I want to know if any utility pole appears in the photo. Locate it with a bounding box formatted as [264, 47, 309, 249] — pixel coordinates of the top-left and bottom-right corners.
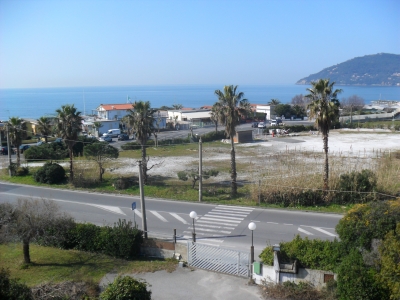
[6, 124, 12, 176]
[138, 161, 148, 239]
[198, 136, 202, 202]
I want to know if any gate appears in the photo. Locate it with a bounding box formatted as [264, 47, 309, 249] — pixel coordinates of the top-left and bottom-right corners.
[187, 242, 250, 277]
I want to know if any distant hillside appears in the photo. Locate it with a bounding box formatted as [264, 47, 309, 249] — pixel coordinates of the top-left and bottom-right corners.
[296, 53, 400, 86]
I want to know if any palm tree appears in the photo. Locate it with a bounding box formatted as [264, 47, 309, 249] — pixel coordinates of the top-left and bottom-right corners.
[214, 85, 251, 196]
[125, 101, 156, 184]
[210, 102, 222, 133]
[55, 104, 83, 182]
[306, 79, 342, 193]
[36, 116, 52, 143]
[268, 99, 281, 105]
[8, 117, 26, 167]
[93, 121, 103, 137]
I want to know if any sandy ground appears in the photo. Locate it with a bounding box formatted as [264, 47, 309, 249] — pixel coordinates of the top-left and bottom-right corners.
[1, 129, 399, 179]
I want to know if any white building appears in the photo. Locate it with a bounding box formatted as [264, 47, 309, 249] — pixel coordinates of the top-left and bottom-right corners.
[96, 103, 134, 120]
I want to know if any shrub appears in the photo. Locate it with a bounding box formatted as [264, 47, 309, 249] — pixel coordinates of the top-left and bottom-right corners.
[336, 199, 400, 251]
[15, 166, 29, 176]
[378, 223, 400, 299]
[34, 162, 66, 184]
[333, 169, 378, 204]
[0, 268, 33, 300]
[24, 143, 68, 161]
[337, 249, 388, 300]
[259, 235, 344, 271]
[100, 276, 151, 300]
[261, 189, 324, 207]
[113, 177, 135, 190]
[200, 130, 226, 142]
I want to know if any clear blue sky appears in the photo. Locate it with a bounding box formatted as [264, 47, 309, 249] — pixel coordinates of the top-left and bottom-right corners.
[1, 0, 399, 88]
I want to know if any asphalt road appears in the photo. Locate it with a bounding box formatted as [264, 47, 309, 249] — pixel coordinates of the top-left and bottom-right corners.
[0, 182, 342, 259]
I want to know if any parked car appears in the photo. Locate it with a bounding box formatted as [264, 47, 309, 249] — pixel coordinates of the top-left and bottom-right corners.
[99, 135, 112, 142]
[251, 122, 259, 128]
[118, 133, 129, 141]
[270, 119, 282, 126]
[258, 122, 266, 129]
[54, 138, 63, 143]
[19, 145, 31, 153]
[1, 146, 11, 155]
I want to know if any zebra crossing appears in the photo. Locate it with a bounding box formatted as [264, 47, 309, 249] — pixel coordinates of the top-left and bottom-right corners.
[183, 205, 255, 246]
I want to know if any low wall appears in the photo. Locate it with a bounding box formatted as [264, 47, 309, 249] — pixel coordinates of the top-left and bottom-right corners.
[140, 239, 188, 262]
[252, 264, 336, 290]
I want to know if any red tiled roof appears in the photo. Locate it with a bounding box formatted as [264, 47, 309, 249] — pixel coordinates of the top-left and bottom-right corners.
[200, 105, 213, 109]
[99, 104, 134, 111]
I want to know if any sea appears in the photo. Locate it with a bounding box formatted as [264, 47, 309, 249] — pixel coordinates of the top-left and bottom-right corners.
[0, 84, 399, 121]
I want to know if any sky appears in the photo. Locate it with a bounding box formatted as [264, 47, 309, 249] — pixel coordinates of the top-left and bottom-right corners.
[0, 0, 399, 89]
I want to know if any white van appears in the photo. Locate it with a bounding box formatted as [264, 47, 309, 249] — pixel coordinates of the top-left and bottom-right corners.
[103, 129, 121, 138]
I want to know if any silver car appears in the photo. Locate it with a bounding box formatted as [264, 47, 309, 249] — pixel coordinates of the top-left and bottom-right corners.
[98, 135, 112, 142]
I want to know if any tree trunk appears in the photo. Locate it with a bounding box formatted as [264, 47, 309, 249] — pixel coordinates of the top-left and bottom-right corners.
[141, 143, 147, 184]
[230, 136, 237, 196]
[69, 148, 74, 182]
[215, 122, 218, 133]
[100, 166, 104, 182]
[23, 239, 31, 264]
[323, 134, 329, 194]
[16, 147, 21, 167]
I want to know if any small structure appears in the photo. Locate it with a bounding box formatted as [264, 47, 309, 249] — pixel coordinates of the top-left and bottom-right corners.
[234, 129, 253, 143]
[96, 103, 134, 120]
[256, 105, 277, 120]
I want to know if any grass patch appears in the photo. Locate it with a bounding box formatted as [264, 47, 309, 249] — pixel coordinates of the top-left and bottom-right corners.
[0, 243, 177, 287]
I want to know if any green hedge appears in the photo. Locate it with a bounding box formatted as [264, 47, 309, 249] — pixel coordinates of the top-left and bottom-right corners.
[24, 142, 68, 161]
[259, 235, 344, 271]
[42, 219, 143, 260]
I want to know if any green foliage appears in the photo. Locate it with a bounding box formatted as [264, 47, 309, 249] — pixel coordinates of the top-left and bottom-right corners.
[8, 162, 18, 176]
[100, 276, 151, 300]
[259, 235, 344, 271]
[336, 199, 400, 251]
[337, 249, 388, 300]
[177, 168, 219, 189]
[73, 136, 98, 156]
[0, 268, 33, 300]
[274, 104, 293, 119]
[334, 169, 378, 204]
[200, 130, 226, 142]
[15, 166, 29, 176]
[34, 162, 66, 184]
[121, 137, 192, 150]
[378, 223, 400, 299]
[52, 220, 143, 260]
[281, 124, 315, 133]
[262, 189, 324, 207]
[24, 142, 68, 161]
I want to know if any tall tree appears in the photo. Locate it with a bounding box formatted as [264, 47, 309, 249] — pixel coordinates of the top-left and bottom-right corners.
[8, 117, 26, 167]
[125, 101, 156, 184]
[0, 198, 74, 264]
[210, 102, 222, 133]
[36, 116, 52, 143]
[55, 104, 83, 182]
[84, 142, 119, 181]
[172, 104, 183, 110]
[214, 85, 251, 196]
[268, 99, 281, 105]
[306, 79, 341, 193]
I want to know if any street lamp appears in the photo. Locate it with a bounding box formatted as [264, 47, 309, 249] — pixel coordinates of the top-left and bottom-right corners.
[190, 211, 197, 242]
[248, 222, 256, 263]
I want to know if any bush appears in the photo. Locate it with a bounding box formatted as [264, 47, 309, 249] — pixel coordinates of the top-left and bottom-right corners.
[259, 235, 344, 271]
[113, 177, 135, 190]
[50, 219, 143, 259]
[333, 169, 378, 204]
[200, 130, 226, 142]
[0, 268, 33, 300]
[261, 189, 324, 207]
[100, 276, 151, 300]
[336, 199, 400, 251]
[15, 166, 29, 176]
[24, 143, 68, 161]
[337, 249, 388, 300]
[34, 162, 66, 184]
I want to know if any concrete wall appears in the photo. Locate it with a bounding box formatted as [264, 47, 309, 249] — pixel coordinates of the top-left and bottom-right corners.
[252, 264, 337, 290]
[140, 240, 188, 262]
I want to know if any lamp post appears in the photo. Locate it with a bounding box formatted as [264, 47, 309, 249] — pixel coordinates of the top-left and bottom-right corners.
[248, 222, 256, 263]
[198, 135, 202, 202]
[190, 211, 197, 242]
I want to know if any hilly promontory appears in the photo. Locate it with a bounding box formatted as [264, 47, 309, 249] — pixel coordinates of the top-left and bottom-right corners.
[296, 53, 400, 86]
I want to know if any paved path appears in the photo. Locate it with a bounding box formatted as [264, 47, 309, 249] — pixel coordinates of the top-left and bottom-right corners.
[100, 267, 264, 300]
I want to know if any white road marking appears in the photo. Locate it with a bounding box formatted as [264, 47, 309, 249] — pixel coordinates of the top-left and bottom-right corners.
[134, 209, 142, 218]
[204, 214, 244, 220]
[189, 227, 231, 234]
[298, 227, 314, 235]
[197, 220, 239, 227]
[267, 222, 279, 224]
[170, 213, 189, 224]
[194, 223, 235, 230]
[212, 209, 251, 214]
[208, 211, 248, 217]
[217, 205, 254, 211]
[87, 204, 126, 216]
[312, 227, 338, 237]
[200, 217, 241, 223]
[150, 210, 168, 222]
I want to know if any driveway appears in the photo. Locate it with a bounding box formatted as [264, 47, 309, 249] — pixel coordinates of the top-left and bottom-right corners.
[100, 266, 264, 300]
